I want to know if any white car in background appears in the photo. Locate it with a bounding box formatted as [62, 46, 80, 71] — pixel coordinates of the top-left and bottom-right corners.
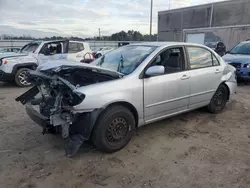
[0, 40, 93, 87]
[0, 47, 20, 53]
[93, 47, 115, 59]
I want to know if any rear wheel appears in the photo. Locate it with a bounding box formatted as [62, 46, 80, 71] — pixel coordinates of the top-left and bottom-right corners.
[92, 105, 135, 153]
[208, 84, 228, 113]
[14, 68, 32, 87]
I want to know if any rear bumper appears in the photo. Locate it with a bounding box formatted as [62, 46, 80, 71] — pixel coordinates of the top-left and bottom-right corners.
[0, 70, 14, 81]
[25, 104, 49, 128]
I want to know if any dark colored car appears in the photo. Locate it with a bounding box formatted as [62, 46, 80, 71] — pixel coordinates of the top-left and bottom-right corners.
[206, 42, 226, 57]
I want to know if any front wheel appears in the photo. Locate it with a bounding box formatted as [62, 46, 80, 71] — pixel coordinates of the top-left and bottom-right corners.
[208, 84, 228, 113]
[14, 68, 32, 87]
[92, 105, 135, 153]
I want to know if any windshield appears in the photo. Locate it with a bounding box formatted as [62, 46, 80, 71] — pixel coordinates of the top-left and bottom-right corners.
[20, 41, 41, 53]
[91, 45, 156, 75]
[230, 43, 250, 55]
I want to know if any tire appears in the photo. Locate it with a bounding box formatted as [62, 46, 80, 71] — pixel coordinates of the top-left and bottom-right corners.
[14, 68, 32, 87]
[92, 105, 135, 153]
[208, 84, 229, 114]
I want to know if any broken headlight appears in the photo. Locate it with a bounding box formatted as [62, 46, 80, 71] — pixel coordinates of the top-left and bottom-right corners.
[62, 91, 85, 106]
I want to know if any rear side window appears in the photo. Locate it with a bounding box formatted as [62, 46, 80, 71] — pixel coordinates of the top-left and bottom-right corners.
[68, 42, 84, 53]
[187, 47, 213, 69]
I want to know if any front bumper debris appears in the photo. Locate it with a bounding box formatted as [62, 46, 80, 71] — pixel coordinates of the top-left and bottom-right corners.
[26, 104, 49, 127]
[24, 102, 102, 157]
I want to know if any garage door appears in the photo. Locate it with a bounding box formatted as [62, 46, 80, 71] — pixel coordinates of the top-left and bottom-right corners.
[186, 33, 205, 45]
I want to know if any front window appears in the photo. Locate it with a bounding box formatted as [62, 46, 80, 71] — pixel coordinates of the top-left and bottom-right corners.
[230, 42, 250, 55]
[91, 45, 156, 75]
[20, 41, 41, 53]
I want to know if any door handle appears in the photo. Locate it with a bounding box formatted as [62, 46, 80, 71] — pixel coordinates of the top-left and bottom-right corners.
[215, 69, 222, 74]
[181, 74, 190, 80]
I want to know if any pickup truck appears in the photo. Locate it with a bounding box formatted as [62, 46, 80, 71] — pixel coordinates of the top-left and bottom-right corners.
[0, 40, 93, 87]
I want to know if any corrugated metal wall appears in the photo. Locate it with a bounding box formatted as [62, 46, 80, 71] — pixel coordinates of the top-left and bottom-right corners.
[158, 0, 250, 44]
[184, 26, 250, 50]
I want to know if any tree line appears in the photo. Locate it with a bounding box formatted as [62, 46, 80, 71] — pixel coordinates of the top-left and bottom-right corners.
[0, 30, 157, 41]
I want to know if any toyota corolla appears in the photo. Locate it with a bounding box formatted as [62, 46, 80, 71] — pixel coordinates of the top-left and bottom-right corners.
[16, 42, 237, 157]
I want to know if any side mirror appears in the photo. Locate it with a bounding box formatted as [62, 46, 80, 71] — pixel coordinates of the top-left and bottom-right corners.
[145, 65, 165, 77]
[226, 51, 230, 54]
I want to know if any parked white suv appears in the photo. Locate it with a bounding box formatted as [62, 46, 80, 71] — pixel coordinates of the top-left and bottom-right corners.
[0, 40, 93, 87]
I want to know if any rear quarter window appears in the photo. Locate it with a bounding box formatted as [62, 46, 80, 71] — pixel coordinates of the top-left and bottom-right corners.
[68, 42, 84, 53]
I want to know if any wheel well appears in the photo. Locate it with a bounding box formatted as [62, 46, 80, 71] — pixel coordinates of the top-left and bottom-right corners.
[106, 102, 139, 127]
[221, 82, 230, 101]
[13, 64, 37, 74]
[17, 65, 37, 70]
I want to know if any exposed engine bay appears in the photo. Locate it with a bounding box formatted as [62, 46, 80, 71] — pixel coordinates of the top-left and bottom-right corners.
[16, 65, 121, 157]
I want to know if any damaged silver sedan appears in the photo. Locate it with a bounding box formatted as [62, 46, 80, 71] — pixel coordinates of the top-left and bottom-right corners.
[16, 42, 237, 157]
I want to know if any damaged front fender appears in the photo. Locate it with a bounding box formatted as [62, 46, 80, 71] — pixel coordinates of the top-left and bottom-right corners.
[15, 64, 120, 157]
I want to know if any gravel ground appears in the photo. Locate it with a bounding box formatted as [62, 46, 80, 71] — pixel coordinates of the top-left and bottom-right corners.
[0, 82, 250, 188]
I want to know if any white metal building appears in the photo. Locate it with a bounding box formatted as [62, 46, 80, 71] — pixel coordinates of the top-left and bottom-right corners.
[158, 0, 250, 49]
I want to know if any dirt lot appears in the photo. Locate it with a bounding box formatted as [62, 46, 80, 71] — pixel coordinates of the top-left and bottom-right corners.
[0, 82, 250, 188]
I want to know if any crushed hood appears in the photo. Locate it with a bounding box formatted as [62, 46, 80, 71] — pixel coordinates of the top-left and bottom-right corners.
[37, 60, 124, 78]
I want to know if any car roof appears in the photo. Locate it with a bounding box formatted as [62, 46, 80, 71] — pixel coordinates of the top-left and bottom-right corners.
[129, 42, 207, 48]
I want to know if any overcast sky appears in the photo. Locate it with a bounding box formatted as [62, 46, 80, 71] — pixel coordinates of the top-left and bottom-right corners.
[0, 0, 225, 38]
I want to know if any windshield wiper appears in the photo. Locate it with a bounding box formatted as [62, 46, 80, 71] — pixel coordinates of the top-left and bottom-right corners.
[117, 55, 124, 72]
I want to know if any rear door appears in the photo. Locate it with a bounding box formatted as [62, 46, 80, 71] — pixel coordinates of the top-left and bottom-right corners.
[186, 46, 223, 109]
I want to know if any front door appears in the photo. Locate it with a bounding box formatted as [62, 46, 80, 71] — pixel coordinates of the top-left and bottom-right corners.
[143, 46, 190, 123]
[37, 41, 68, 65]
[186, 46, 223, 109]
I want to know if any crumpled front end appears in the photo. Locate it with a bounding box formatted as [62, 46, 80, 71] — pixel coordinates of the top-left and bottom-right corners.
[16, 66, 120, 157]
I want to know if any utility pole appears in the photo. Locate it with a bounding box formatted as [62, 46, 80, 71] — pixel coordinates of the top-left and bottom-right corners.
[149, 0, 153, 41]
[98, 28, 101, 40]
[168, 0, 171, 10]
